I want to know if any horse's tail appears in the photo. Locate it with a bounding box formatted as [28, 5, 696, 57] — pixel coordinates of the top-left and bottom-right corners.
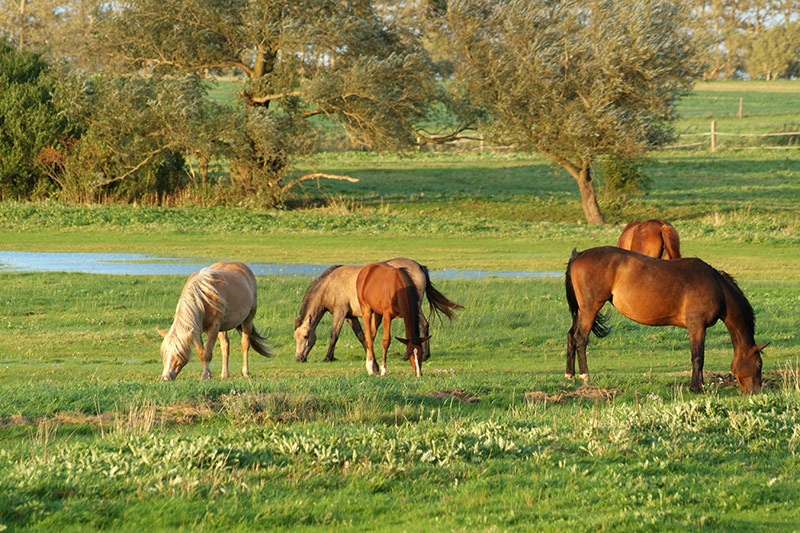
[239, 325, 275, 357]
[616, 219, 639, 248]
[421, 265, 464, 321]
[565, 249, 611, 338]
[660, 223, 681, 259]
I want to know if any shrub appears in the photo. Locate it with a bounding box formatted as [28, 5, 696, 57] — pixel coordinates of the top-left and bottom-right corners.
[0, 43, 73, 199]
[598, 155, 652, 200]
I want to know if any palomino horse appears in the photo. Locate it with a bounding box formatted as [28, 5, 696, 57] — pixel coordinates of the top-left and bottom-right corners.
[159, 262, 273, 381]
[617, 219, 681, 259]
[356, 262, 430, 377]
[565, 247, 765, 394]
[293, 257, 461, 363]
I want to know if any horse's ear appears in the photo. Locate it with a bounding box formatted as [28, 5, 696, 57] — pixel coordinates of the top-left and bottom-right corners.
[755, 343, 769, 352]
[420, 335, 431, 343]
[156, 328, 167, 338]
[395, 337, 409, 345]
[294, 316, 300, 329]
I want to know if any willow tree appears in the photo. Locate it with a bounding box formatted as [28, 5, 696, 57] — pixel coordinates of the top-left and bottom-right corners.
[92, 0, 461, 204]
[443, 0, 701, 224]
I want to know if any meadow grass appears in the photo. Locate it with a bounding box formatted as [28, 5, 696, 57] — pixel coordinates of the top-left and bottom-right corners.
[1, 81, 800, 530]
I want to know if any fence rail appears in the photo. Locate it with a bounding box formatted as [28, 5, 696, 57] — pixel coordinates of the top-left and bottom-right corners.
[667, 121, 800, 152]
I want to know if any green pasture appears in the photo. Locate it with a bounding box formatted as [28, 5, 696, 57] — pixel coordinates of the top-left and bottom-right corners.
[1, 81, 800, 530]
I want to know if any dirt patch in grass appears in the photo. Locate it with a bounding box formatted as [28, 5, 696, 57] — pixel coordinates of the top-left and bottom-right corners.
[524, 385, 620, 404]
[426, 389, 481, 403]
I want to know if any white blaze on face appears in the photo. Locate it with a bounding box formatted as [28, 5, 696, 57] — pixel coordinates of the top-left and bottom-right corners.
[413, 347, 422, 377]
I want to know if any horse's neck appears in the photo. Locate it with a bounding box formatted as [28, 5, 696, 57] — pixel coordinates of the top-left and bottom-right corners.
[721, 284, 755, 352]
[398, 283, 421, 342]
[302, 292, 328, 327]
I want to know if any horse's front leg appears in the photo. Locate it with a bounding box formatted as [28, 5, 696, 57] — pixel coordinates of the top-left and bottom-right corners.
[380, 315, 393, 376]
[324, 311, 347, 362]
[361, 307, 378, 375]
[688, 325, 707, 393]
[218, 330, 230, 379]
[199, 325, 220, 380]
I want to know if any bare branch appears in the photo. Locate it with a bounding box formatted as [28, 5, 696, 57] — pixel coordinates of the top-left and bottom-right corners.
[281, 172, 359, 194]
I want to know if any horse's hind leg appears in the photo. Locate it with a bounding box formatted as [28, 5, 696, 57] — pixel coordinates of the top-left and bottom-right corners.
[420, 311, 431, 361]
[688, 325, 707, 393]
[347, 317, 367, 350]
[380, 316, 392, 376]
[239, 319, 253, 378]
[570, 310, 597, 385]
[566, 324, 577, 380]
[218, 331, 230, 379]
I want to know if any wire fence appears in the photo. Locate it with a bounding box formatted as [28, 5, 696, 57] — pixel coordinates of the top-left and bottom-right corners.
[663, 121, 800, 151]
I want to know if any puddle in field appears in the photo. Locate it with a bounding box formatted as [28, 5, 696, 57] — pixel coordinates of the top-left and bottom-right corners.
[0, 251, 563, 279]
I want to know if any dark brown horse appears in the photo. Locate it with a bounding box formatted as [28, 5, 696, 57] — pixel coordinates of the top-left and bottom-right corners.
[565, 247, 765, 394]
[617, 219, 681, 259]
[293, 257, 461, 363]
[356, 262, 430, 377]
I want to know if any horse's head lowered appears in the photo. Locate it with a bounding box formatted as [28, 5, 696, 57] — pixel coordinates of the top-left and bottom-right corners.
[732, 343, 767, 394]
[294, 316, 317, 363]
[158, 327, 191, 381]
[396, 335, 430, 377]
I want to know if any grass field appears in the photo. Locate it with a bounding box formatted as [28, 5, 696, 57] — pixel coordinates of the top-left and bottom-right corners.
[1, 81, 800, 531]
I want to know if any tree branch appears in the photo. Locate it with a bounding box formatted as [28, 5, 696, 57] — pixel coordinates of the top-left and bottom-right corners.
[95, 151, 161, 188]
[281, 172, 359, 194]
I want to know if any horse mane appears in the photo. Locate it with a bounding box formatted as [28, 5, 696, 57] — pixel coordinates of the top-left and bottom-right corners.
[297, 265, 342, 325]
[715, 268, 755, 335]
[162, 268, 226, 364]
[397, 266, 422, 341]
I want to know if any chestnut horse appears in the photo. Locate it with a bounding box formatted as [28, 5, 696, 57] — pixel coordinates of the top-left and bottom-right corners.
[617, 219, 681, 259]
[293, 257, 461, 363]
[356, 262, 430, 377]
[159, 262, 273, 381]
[565, 247, 765, 394]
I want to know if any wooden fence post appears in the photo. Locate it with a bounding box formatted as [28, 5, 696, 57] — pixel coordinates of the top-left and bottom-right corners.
[738, 97, 743, 119]
[710, 120, 717, 152]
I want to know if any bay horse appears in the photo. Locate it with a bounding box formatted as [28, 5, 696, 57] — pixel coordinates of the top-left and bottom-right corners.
[617, 219, 681, 259]
[293, 257, 461, 363]
[356, 262, 430, 377]
[159, 262, 273, 381]
[565, 247, 765, 394]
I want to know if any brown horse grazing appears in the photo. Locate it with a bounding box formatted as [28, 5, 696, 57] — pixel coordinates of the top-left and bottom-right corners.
[159, 262, 273, 381]
[565, 247, 766, 394]
[356, 262, 430, 377]
[293, 257, 461, 363]
[617, 219, 681, 259]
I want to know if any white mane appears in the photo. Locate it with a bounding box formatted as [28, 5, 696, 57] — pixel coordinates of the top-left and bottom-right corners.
[161, 268, 227, 364]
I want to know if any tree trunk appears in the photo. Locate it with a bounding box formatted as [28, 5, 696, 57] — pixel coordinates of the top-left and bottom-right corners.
[565, 162, 606, 225]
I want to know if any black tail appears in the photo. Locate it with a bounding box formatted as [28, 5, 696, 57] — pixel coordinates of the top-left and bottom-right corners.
[565, 249, 611, 338]
[238, 325, 275, 357]
[421, 265, 464, 322]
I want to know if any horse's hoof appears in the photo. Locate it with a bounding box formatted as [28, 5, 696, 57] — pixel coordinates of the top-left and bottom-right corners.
[380, 366, 387, 376]
[323, 357, 337, 363]
[242, 371, 250, 378]
[579, 373, 589, 384]
[565, 373, 574, 380]
[295, 356, 307, 363]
